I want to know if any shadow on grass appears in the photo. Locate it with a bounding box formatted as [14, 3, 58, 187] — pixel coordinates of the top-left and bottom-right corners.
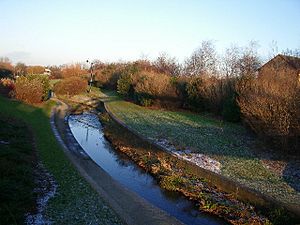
[0, 96, 124, 225]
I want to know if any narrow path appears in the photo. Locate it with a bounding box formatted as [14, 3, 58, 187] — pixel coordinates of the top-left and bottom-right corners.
[50, 98, 183, 225]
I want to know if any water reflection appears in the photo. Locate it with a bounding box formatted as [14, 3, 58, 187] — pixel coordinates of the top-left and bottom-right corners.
[68, 113, 226, 225]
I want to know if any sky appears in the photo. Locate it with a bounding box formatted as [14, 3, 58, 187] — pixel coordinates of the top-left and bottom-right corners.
[0, 0, 299, 66]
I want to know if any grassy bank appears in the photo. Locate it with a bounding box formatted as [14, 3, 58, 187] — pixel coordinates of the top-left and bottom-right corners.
[100, 90, 300, 207]
[0, 115, 35, 224]
[0, 96, 123, 225]
[99, 110, 271, 225]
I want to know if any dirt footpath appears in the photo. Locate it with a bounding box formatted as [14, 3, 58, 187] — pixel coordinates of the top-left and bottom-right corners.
[50, 98, 183, 225]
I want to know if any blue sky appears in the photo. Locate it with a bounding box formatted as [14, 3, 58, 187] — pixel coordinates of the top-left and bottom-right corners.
[0, 0, 299, 65]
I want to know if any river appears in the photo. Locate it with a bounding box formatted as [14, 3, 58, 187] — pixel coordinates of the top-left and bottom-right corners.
[68, 113, 227, 225]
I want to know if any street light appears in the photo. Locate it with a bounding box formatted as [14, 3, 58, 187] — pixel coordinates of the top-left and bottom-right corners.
[86, 60, 94, 93]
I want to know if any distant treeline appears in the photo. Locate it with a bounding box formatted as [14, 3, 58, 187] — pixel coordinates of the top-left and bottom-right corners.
[0, 41, 299, 153]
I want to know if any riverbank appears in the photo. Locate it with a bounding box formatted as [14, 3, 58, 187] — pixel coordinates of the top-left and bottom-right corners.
[57, 92, 267, 224]
[100, 90, 300, 207]
[53, 89, 300, 224]
[0, 96, 123, 225]
[99, 109, 270, 225]
[51, 97, 184, 225]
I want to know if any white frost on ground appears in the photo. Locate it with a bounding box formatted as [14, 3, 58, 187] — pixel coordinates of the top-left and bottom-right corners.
[154, 138, 221, 174]
[25, 163, 58, 225]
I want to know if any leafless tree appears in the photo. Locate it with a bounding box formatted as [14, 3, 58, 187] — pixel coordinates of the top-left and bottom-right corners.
[221, 45, 241, 78]
[184, 40, 218, 77]
[282, 48, 300, 57]
[237, 41, 261, 77]
[153, 53, 181, 76]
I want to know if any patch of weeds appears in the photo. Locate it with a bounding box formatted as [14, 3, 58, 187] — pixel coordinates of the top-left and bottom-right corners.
[99, 112, 111, 123]
[198, 192, 219, 211]
[160, 174, 186, 191]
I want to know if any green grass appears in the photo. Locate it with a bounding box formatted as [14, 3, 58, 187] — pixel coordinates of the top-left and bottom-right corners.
[100, 89, 300, 205]
[0, 115, 35, 225]
[0, 96, 123, 225]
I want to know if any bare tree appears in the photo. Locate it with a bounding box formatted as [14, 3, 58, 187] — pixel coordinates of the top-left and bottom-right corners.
[15, 62, 27, 76]
[221, 45, 241, 78]
[184, 40, 218, 76]
[153, 53, 181, 76]
[282, 48, 300, 57]
[267, 40, 279, 60]
[238, 41, 261, 77]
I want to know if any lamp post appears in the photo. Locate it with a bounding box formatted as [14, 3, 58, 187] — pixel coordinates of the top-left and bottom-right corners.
[86, 60, 94, 93]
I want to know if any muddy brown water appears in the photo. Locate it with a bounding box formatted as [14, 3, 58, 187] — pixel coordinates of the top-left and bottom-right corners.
[68, 113, 227, 225]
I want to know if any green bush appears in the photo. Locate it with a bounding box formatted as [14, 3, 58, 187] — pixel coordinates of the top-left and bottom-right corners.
[186, 77, 207, 111]
[134, 93, 153, 107]
[117, 72, 132, 96]
[222, 95, 240, 122]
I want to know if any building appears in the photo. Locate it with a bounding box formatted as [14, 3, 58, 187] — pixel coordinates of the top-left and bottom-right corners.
[259, 54, 300, 83]
[44, 68, 52, 76]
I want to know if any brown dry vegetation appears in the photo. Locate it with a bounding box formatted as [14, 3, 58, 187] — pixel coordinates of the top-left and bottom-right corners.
[54, 76, 87, 96]
[15, 76, 44, 104]
[61, 63, 87, 78]
[237, 74, 300, 153]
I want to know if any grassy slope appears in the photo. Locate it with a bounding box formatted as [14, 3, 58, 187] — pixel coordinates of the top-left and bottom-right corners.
[0, 96, 123, 225]
[101, 90, 299, 205]
[0, 115, 35, 225]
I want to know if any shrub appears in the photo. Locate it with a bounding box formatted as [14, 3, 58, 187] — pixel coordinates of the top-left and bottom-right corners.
[61, 64, 87, 78]
[26, 74, 50, 101]
[134, 92, 153, 107]
[222, 94, 240, 122]
[54, 77, 87, 96]
[117, 72, 133, 96]
[185, 76, 232, 114]
[117, 64, 139, 97]
[15, 76, 44, 104]
[236, 74, 299, 153]
[0, 78, 15, 97]
[172, 76, 190, 108]
[94, 64, 122, 89]
[133, 71, 178, 107]
[186, 76, 209, 111]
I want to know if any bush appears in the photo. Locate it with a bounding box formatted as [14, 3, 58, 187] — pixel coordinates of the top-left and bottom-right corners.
[117, 64, 139, 97]
[186, 76, 209, 111]
[94, 64, 122, 89]
[237, 75, 299, 153]
[132, 71, 178, 107]
[61, 64, 87, 78]
[222, 94, 240, 122]
[0, 78, 15, 97]
[26, 74, 50, 101]
[134, 92, 153, 107]
[15, 76, 44, 104]
[54, 77, 87, 96]
[117, 72, 133, 96]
